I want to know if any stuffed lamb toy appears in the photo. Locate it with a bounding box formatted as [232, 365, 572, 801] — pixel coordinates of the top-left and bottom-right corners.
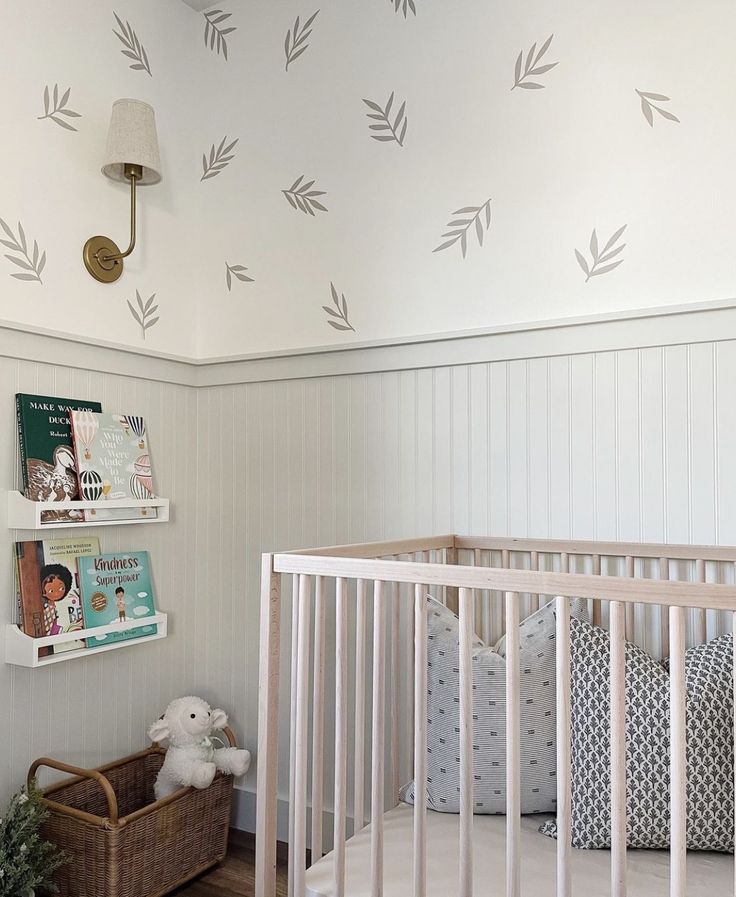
[149, 696, 251, 800]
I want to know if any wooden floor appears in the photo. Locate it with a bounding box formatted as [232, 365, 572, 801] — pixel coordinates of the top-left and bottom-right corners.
[172, 834, 288, 897]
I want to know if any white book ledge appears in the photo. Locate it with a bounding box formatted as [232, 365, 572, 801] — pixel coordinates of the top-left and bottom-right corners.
[5, 613, 168, 667]
[7, 491, 170, 530]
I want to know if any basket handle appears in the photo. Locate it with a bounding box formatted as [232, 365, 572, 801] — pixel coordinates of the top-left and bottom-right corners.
[28, 758, 119, 824]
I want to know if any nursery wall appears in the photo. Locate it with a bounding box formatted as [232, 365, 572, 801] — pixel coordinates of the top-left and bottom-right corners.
[2, 0, 736, 360]
[1, 314, 736, 824]
[0, 0, 201, 357]
[194, 0, 736, 358]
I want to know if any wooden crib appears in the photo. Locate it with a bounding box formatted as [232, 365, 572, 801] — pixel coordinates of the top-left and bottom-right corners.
[255, 536, 736, 897]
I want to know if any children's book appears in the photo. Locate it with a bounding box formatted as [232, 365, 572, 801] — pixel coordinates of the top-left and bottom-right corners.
[69, 411, 157, 521]
[16, 394, 102, 523]
[77, 551, 158, 648]
[15, 537, 100, 654]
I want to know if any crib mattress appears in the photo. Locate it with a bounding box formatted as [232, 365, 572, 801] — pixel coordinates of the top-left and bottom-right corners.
[304, 804, 732, 897]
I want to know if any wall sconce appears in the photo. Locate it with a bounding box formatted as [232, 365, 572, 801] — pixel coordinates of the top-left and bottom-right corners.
[83, 99, 161, 284]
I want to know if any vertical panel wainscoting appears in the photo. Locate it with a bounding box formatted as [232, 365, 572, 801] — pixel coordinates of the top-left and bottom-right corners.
[199, 339, 736, 836]
[0, 355, 197, 807]
[2, 338, 736, 830]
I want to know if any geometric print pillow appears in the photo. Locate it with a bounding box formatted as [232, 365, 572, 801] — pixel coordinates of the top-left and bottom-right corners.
[402, 596, 588, 815]
[539, 618, 734, 851]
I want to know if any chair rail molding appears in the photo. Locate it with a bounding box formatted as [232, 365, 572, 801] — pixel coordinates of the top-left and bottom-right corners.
[1, 298, 736, 388]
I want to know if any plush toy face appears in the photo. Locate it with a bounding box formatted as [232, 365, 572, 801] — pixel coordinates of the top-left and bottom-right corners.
[149, 696, 228, 747]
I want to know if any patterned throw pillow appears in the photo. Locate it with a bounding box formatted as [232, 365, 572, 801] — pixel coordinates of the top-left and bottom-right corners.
[539, 619, 734, 851]
[402, 597, 588, 815]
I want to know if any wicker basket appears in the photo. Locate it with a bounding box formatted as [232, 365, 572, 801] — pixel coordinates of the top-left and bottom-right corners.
[29, 728, 237, 897]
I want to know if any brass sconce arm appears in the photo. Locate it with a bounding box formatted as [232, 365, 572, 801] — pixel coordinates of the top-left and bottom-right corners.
[83, 163, 142, 282]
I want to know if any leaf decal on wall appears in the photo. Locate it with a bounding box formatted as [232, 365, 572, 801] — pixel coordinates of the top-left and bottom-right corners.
[226, 262, 254, 291]
[204, 9, 236, 60]
[635, 89, 680, 127]
[285, 10, 319, 71]
[363, 92, 408, 146]
[126, 290, 159, 340]
[283, 176, 328, 215]
[201, 136, 238, 181]
[575, 225, 627, 282]
[511, 34, 557, 90]
[391, 0, 417, 17]
[112, 12, 152, 76]
[323, 283, 355, 332]
[0, 218, 46, 283]
[433, 199, 492, 258]
[38, 84, 81, 131]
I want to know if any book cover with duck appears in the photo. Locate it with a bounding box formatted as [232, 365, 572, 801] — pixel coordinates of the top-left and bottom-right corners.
[69, 411, 157, 521]
[15, 537, 100, 654]
[16, 394, 102, 523]
[77, 551, 158, 647]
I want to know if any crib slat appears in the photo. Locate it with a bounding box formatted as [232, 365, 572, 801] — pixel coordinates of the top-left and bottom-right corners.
[407, 563, 416, 780]
[311, 576, 326, 862]
[294, 575, 312, 897]
[473, 548, 483, 637]
[733, 611, 736, 897]
[695, 559, 707, 644]
[334, 578, 348, 897]
[660, 558, 670, 658]
[530, 550, 540, 614]
[288, 575, 299, 897]
[391, 580, 401, 803]
[371, 580, 386, 897]
[610, 600, 627, 897]
[414, 583, 428, 897]
[506, 590, 520, 897]
[625, 556, 635, 641]
[354, 579, 367, 834]
[669, 606, 687, 897]
[556, 596, 572, 897]
[592, 554, 602, 627]
[459, 587, 474, 897]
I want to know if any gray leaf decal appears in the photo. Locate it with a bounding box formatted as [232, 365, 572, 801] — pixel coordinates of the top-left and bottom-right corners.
[391, 0, 417, 17]
[285, 10, 319, 71]
[204, 9, 235, 60]
[201, 136, 239, 181]
[512, 34, 558, 91]
[324, 282, 355, 332]
[113, 12, 152, 76]
[127, 290, 159, 339]
[283, 175, 328, 215]
[363, 92, 408, 146]
[38, 83, 81, 131]
[225, 262, 254, 291]
[575, 225, 627, 282]
[433, 199, 492, 258]
[635, 89, 680, 127]
[0, 217, 45, 283]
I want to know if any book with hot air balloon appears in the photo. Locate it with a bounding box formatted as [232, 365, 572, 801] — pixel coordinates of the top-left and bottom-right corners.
[15, 393, 102, 523]
[69, 411, 157, 521]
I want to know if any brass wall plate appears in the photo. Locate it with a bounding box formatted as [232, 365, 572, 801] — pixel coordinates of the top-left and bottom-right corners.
[83, 235, 124, 283]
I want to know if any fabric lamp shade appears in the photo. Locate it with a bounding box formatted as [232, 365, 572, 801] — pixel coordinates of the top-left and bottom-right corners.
[101, 99, 161, 185]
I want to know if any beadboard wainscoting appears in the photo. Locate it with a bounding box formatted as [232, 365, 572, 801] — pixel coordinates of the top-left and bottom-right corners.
[2, 325, 736, 832]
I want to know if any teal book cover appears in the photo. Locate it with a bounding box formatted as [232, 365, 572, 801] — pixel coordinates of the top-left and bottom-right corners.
[77, 551, 158, 648]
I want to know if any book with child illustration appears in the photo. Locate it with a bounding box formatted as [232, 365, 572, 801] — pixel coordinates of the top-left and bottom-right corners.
[15, 537, 100, 654]
[69, 411, 157, 522]
[77, 551, 158, 647]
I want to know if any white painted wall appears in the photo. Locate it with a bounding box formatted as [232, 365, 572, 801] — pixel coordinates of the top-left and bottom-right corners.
[0, 0, 201, 356]
[1, 1, 735, 359]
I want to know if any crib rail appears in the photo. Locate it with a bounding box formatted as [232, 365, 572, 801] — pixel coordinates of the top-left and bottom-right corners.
[256, 535, 736, 897]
